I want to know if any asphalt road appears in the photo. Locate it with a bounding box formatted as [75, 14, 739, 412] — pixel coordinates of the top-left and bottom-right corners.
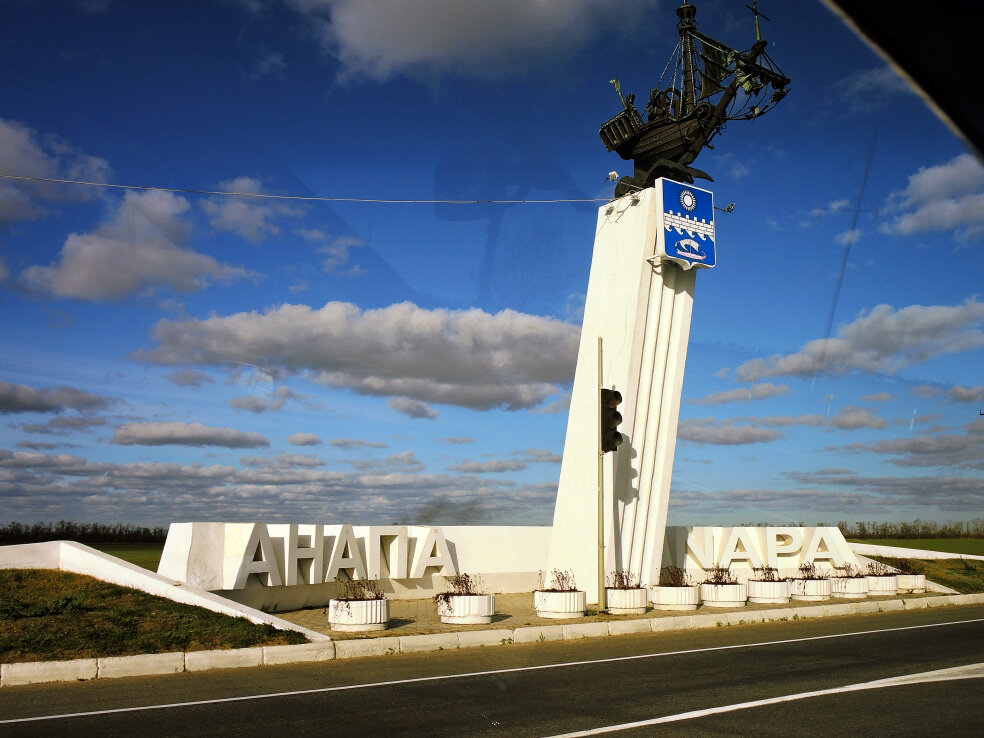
[2, 605, 983, 737]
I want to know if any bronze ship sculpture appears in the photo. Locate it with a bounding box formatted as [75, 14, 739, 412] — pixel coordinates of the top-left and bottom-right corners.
[601, 1, 791, 197]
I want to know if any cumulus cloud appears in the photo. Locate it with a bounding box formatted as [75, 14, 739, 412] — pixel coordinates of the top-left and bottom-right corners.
[845, 419, 984, 470]
[112, 421, 270, 448]
[0, 379, 115, 414]
[19, 416, 108, 435]
[298, 229, 365, 276]
[859, 393, 894, 403]
[439, 437, 475, 445]
[328, 437, 386, 449]
[240, 453, 324, 468]
[691, 382, 791, 406]
[833, 66, 915, 114]
[448, 459, 527, 473]
[912, 384, 943, 398]
[229, 385, 304, 413]
[135, 301, 579, 411]
[388, 396, 438, 420]
[735, 299, 984, 381]
[288, 432, 323, 446]
[948, 385, 984, 403]
[21, 190, 249, 300]
[0, 450, 556, 525]
[880, 154, 984, 242]
[0, 118, 110, 226]
[677, 419, 782, 446]
[167, 369, 214, 388]
[811, 198, 851, 218]
[751, 406, 887, 431]
[201, 177, 303, 243]
[349, 450, 424, 472]
[282, 0, 656, 81]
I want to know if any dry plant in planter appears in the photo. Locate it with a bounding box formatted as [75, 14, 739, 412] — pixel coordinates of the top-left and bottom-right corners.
[699, 566, 746, 608]
[747, 565, 788, 604]
[652, 566, 700, 610]
[327, 575, 389, 632]
[534, 569, 586, 619]
[830, 563, 868, 599]
[605, 571, 647, 615]
[865, 562, 898, 596]
[434, 573, 494, 624]
[892, 558, 927, 593]
[790, 562, 831, 601]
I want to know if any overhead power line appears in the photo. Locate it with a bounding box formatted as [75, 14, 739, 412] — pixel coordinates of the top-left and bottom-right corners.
[0, 173, 610, 205]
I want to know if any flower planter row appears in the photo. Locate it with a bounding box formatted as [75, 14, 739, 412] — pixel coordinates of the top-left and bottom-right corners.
[326, 574, 927, 629]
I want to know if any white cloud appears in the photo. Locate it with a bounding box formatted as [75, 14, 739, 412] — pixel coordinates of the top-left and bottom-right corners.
[388, 396, 438, 419]
[240, 453, 324, 468]
[280, 0, 655, 81]
[288, 432, 323, 446]
[0, 379, 115, 414]
[948, 385, 984, 403]
[201, 177, 302, 243]
[229, 385, 303, 413]
[112, 421, 270, 448]
[691, 382, 791, 406]
[912, 384, 943, 398]
[881, 154, 984, 241]
[844, 419, 984, 470]
[136, 301, 579, 411]
[448, 459, 527, 473]
[859, 393, 894, 403]
[22, 190, 249, 300]
[297, 229, 365, 276]
[439, 437, 475, 445]
[0, 118, 110, 226]
[834, 66, 915, 114]
[811, 198, 851, 217]
[167, 369, 214, 388]
[735, 299, 984, 381]
[834, 228, 862, 246]
[677, 419, 782, 446]
[328, 437, 386, 449]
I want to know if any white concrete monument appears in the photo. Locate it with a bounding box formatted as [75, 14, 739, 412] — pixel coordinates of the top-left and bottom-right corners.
[547, 180, 717, 601]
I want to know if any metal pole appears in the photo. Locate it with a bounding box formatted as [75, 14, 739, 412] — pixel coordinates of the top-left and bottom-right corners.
[597, 336, 606, 612]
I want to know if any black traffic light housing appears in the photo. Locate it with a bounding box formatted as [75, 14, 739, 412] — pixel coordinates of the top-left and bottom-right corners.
[600, 388, 623, 453]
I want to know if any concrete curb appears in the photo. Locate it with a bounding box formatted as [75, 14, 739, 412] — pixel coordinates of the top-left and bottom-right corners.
[4, 592, 984, 687]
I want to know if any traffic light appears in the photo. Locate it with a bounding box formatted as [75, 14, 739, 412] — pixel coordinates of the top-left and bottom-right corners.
[600, 388, 623, 453]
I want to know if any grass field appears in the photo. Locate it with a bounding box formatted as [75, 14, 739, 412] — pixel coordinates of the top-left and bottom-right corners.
[868, 557, 984, 594]
[848, 538, 984, 556]
[90, 542, 165, 571]
[0, 569, 306, 663]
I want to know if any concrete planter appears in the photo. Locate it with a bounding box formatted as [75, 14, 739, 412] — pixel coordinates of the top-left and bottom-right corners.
[831, 577, 868, 599]
[436, 594, 495, 624]
[328, 598, 390, 631]
[605, 587, 648, 615]
[896, 574, 926, 594]
[747, 579, 789, 604]
[699, 583, 747, 608]
[790, 578, 831, 601]
[534, 590, 586, 619]
[866, 575, 898, 596]
[651, 585, 700, 611]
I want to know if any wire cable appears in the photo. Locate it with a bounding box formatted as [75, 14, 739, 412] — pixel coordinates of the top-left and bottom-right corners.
[0, 173, 611, 205]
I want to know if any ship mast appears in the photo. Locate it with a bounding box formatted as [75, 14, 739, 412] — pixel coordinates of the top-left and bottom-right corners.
[676, 2, 698, 117]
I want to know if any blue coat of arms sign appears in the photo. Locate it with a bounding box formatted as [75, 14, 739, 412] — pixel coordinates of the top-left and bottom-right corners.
[657, 178, 716, 270]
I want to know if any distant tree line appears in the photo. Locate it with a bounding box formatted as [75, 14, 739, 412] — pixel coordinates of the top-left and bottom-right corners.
[836, 519, 984, 539]
[0, 520, 168, 544]
[736, 519, 984, 539]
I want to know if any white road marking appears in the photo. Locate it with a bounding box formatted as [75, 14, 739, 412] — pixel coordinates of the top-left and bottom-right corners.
[1, 616, 982, 725]
[542, 662, 984, 737]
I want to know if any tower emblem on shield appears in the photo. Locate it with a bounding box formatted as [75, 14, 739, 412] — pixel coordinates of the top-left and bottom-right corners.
[658, 179, 716, 270]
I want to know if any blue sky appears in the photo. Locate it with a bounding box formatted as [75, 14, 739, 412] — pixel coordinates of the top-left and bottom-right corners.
[1, 0, 982, 528]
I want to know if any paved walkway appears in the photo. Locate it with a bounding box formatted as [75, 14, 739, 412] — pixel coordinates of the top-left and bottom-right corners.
[278, 591, 932, 640]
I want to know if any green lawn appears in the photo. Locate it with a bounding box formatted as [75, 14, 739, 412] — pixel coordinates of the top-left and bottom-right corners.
[90, 542, 165, 571]
[0, 569, 306, 663]
[848, 538, 984, 556]
[868, 557, 984, 594]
